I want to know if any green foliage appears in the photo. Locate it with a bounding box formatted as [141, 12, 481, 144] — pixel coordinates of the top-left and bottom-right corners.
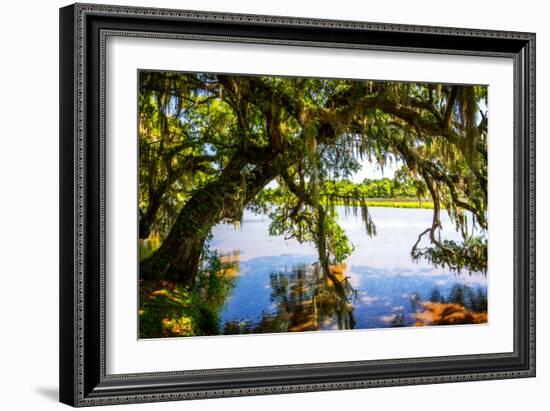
[253, 184, 434, 209]
[139, 72, 489, 286]
[193, 241, 235, 306]
[363, 200, 433, 209]
[412, 235, 487, 274]
[139, 282, 220, 338]
[324, 212, 355, 263]
[139, 247, 235, 338]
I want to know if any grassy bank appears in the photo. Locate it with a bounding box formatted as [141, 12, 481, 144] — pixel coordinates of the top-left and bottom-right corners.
[139, 251, 238, 338]
[139, 280, 220, 338]
[333, 198, 434, 209]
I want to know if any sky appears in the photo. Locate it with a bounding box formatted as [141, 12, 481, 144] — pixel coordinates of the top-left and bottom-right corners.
[266, 157, 400, 188]
[352, 156, 400, 183]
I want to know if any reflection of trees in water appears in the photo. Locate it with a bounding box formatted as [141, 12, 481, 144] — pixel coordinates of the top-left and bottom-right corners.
[223, 263, 356, 335]
[388, 311, 406, 327]
[410, 283, 487, 313]
[217, 252, 488, 334]
[436, 284, 488, 312]
[380, 283, 488, 328]
[412, 283, 488, 326]
[195, 250, 240, 313]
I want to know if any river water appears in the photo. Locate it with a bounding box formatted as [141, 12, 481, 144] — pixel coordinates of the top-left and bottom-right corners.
[210, 206, 487, 334]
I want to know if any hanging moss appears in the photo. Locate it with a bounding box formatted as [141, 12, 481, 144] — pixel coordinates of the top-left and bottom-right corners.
[139, 72, 488, 286]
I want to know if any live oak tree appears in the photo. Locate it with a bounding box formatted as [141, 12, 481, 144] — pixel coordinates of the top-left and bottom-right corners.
[138, 72, 488, 297]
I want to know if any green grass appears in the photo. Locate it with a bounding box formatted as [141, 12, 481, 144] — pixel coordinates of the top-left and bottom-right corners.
[139, 280, 219, 338]
[365, 199, 434, 209]
[332, 198, 434, 209]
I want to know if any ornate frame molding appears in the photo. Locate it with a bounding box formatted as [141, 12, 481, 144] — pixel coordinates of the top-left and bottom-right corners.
[60, 3, 535, 407]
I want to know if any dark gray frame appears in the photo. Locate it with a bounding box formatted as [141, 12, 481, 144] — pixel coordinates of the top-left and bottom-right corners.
[60, 3, 536, 407]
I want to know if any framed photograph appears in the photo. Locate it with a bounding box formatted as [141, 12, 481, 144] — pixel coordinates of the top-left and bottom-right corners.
[59, 3, 535, 407]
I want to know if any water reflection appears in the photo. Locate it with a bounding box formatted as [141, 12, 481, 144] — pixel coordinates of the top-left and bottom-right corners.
[223, 262, 356, 335]
[413, 284, 488, 326]
[217, 253, 488, 334]
[211, 207, 488, 334]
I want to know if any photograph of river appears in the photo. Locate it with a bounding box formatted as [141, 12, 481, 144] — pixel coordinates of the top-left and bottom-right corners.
[137, 71, 488, 338]
[212, 207, 487, 334]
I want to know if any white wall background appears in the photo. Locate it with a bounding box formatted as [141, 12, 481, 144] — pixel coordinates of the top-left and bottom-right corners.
[0, 0, 545, 409]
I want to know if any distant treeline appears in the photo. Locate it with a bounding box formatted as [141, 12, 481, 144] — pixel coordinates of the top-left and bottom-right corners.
[325, 177, 425, 199]
[258, 177, 428, 204]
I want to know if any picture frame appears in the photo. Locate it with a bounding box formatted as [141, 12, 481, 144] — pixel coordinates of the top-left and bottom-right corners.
[59, 2, 536, 407]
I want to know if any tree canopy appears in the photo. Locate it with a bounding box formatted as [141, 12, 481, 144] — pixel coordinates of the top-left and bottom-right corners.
[138, 71, 488, 290]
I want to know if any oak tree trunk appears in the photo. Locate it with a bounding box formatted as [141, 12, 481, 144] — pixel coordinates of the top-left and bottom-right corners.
[140, 154, 278, 286]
